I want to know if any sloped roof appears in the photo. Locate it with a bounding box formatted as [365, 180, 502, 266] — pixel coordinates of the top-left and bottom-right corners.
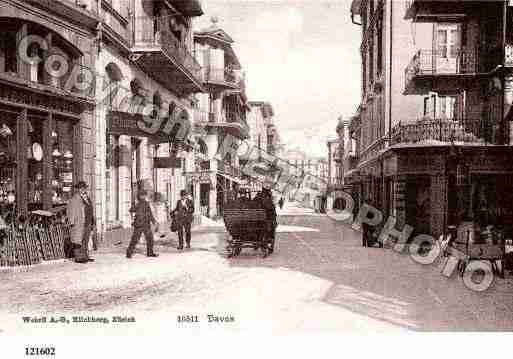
[195, 26, 234, 44]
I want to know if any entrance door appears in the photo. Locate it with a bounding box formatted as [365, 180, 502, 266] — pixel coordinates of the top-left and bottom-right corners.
[435, 24, 461, 74]
[406, 177, 431, 236]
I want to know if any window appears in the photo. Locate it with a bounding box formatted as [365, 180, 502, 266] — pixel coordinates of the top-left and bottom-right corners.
[439, 96, 457, 119]
[436, 24, 461, 59]
[437, 29, 448, 58]
[0, 31, 18, 74]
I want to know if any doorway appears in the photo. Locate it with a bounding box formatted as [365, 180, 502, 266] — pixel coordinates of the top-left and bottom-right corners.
[130, 138, 141, 205]
[435, 23, 461, 74]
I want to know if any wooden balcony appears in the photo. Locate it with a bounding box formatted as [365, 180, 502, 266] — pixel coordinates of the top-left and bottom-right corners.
[404, 48, 483, 95]
[390, 118, 508, 146]
[131, 16, 204, 95]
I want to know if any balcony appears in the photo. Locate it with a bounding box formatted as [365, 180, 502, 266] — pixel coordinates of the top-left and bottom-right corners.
[390, 118, 508, 146]
[194, 115, 248, 139]
[404, 49, 480, 95]
[193, 109, 215, 123]
[216, 159, 241, 179]
[131, 16, 204, 95]
[203, 67, 241, 89]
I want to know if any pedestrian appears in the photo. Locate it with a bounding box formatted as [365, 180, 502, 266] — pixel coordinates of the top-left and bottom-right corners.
[126, 190, 158, 258]
[174, 189, 194, 250]
[66, 181, 95, 263]
[278, 197, 284, 210]
[254, 185, 277, 253]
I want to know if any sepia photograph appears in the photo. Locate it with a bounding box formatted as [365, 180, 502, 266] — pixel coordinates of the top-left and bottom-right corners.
[0, 0, 512, 356]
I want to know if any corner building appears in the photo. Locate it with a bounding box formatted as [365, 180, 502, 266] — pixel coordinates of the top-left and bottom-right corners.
[348, 0, 513, 239]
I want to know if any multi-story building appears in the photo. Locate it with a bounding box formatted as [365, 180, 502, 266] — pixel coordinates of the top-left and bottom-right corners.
[247, 101, 278, 156]
[349, 0, 513, 238]
[0, 0, 99, 221]
[191, 18, 250, 217]
[94, 0, 205, 234]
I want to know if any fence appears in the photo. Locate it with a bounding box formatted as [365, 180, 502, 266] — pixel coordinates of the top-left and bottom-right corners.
[0, 222, 72, 267]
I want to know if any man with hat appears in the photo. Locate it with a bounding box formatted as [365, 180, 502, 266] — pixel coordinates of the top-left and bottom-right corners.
[67, 180, 95, 263]
[174, 189, 194, 250]
[127, 190, 158, 258]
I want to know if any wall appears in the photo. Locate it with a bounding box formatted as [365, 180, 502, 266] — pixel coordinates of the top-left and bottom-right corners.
[0, 0, 97, 217]
[387, 0, 430, 130]
[95, 44, 194, 229]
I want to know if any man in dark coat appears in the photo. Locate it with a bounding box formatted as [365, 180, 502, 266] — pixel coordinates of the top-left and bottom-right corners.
[126, 190, 158, 258]
[254, 187, 277, 252]
[174, 189, 194, 250]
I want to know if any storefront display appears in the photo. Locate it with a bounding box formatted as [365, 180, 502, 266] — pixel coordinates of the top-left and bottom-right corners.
[51, 120, 74, 207]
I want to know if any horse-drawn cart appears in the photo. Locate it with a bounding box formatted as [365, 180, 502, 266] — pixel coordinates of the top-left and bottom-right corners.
[223, 208, 275, 258]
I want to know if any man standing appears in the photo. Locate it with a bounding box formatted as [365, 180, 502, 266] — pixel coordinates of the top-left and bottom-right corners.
[126, 190, 158, 258]
[67, 181, 95, 263]
[174, 189, 194, 250]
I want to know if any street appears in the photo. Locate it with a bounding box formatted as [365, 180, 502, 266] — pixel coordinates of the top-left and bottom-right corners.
[1, 203, 513, 335]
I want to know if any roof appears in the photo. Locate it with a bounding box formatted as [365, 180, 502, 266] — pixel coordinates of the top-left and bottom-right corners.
[195, 28, 234, 44]
[194, 22, 241, 68]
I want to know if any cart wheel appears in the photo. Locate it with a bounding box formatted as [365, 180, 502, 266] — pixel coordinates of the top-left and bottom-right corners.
[234, 247, 241, 256]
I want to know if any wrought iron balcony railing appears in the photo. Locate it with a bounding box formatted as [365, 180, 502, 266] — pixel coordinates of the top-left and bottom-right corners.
[389, 118, 507, 146]
[405, 49, 478, 86]
[132, 16, 203, 83]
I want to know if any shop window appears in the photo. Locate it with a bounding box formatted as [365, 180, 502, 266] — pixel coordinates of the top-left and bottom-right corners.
[49, 120, 75, 207]
[27, 118, 44, 211]
[0, 31, 18, 74]
[0, 111, 17, 220]
[27, 42, 45, 84]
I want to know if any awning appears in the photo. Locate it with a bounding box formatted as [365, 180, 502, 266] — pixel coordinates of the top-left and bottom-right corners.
[195, 121, 249, 139]
[107, 111, 192, 144]
[154, 156, 182, 168]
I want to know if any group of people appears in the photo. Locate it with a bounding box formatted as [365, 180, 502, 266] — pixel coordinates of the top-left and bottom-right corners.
[126, 189, 194, 258]
[66, 181, 283, 263]
[66, 182, 194, 263]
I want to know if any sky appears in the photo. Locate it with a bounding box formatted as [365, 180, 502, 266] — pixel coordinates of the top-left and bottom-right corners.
[195, 0, 361, 158]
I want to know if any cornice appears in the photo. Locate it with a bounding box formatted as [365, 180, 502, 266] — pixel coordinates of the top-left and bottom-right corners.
[7, 0, 98, 39]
